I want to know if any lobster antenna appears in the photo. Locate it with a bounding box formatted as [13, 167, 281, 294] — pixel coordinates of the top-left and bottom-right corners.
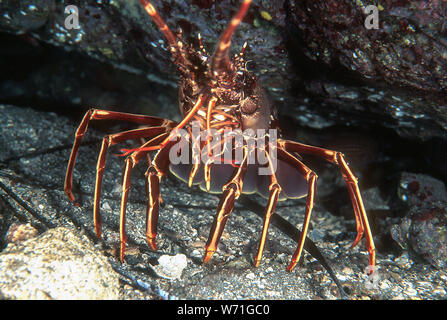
[140, 0, 177, 49]
[211, 0, 252, 77]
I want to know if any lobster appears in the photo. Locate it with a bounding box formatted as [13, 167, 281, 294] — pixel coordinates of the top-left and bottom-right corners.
[64, 0, 375, 276]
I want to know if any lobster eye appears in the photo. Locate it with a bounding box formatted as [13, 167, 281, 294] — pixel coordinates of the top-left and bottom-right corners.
[240, 97, 258, 114]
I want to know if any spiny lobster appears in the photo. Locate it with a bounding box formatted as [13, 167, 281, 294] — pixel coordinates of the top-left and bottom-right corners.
[65, 0, 375, 276]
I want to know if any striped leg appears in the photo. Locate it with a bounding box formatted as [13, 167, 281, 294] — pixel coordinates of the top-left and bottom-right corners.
[64, 108, 174, 204]
[93, 126, 168, 239]
[254, 149, 281, 267]
[203, 148, 248, 263]
[117, 133, 169, 261]
[279, 139, 376, 273]
[274, 148, 318, 272]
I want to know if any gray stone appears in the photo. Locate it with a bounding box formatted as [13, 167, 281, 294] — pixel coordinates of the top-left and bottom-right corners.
[0, 0, 446, 141]
[392, 172, 447, 269]
[0, 227, 120, 300]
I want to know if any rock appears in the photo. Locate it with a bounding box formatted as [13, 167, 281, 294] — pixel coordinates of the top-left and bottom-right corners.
[393, 252, 414, 270]
[5, 222, 38, 243]
[150, 254, 188, 280]
[288, 1, 447, 91]
[0, 227, 120, 299]
[391, 172, 447, 269]
[286, 0, 447, 140]
[0, 0, 446, 141]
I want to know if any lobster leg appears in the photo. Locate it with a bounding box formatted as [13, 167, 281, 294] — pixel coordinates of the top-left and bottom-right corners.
[118, 133, 169, 261]
[204, 98, 218, 190]
[274, 148, 318, 272]
[143, 138, 177, 251]
[93, 127, 168, 239]
[114, 96, 206, 259]
[145, 165, 161, 250]
[138, 137, 161, 243]
[203, 148, 248, 263]
[287, 172, 317, 272]
[65, 108, 174, 204]
[204, 130, 235, 191]
[203, 183, 238, 263]
[279, 139, 376, 272]
[254, 156, 281, 267]
[121, 94, 207, 156]
[187, 127, 201, 187]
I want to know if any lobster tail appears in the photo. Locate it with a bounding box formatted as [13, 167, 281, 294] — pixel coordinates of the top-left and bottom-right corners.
[211, 0, 252, 77]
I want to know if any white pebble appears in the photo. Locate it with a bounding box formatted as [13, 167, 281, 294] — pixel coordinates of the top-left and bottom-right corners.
[151, 254, 188, 280]
[246, 272, 256, 280]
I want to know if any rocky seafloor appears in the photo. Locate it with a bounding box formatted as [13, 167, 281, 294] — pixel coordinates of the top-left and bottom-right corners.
[1, 104, 446, 300]
[0, 0, 446, 300]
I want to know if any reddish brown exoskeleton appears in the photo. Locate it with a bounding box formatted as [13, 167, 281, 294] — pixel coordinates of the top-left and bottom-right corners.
[65, 0, 375, 274]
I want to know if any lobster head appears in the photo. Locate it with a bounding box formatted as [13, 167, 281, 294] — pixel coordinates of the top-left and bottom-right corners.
[140, 0, 278, 133]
